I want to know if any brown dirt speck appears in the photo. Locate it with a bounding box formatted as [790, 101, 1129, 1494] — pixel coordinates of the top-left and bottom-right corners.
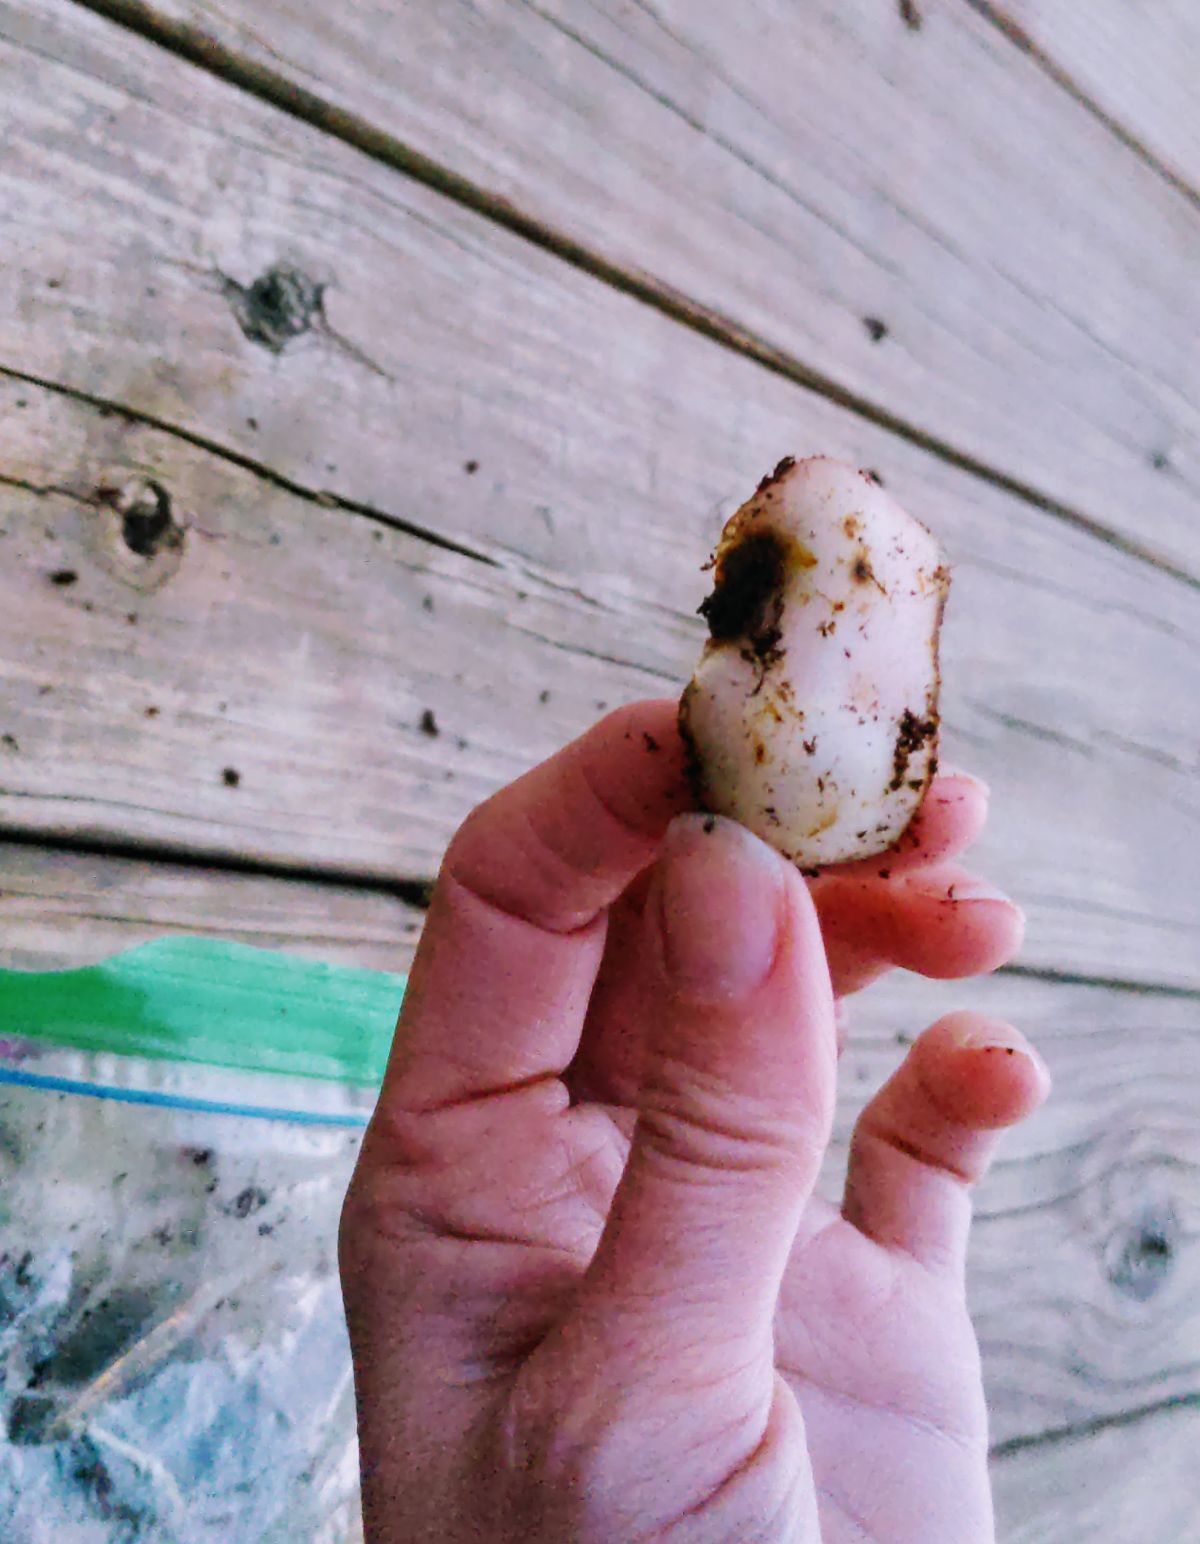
[756, 455, 796, 493]
[701, 529, 784, 642]
[231, 1186, 268, 1219]
[700, 527, 788, 688]
[851, 551, 885, 591]
[889, 708, 938, 792]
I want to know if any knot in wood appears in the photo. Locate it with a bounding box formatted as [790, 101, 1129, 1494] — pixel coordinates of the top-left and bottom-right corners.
[99, 477, 179, 558]
[94, 471, 186, 590]
[1106, 1201, 1179, 1302]
[225, 264, 325, 352]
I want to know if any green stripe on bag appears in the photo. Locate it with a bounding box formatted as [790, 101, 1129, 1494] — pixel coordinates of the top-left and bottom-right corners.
[0, 938, 406, 1085]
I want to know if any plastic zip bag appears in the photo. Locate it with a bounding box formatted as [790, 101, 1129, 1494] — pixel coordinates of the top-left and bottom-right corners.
[0, 939, 406, 1544]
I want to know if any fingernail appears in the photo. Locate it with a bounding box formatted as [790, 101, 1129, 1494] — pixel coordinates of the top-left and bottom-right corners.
[950, 1018, 1050, 1079]
[935, 875, 1015, 905]
[936, 764, 990, 798]
[657, 814, 784, 1002]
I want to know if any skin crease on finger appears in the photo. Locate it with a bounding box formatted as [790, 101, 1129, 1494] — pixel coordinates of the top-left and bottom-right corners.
[343, 700, 1044, 1544]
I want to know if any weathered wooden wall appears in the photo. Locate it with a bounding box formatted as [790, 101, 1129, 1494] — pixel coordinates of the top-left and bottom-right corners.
[2, 1, 1197, 1538]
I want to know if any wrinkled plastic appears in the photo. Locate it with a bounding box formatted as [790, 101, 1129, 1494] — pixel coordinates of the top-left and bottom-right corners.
[0, 941, 407, 1543]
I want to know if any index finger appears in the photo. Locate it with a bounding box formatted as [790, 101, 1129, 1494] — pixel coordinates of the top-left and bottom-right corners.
[379, 700, 691, 1116]
[818, 766, 990, 880]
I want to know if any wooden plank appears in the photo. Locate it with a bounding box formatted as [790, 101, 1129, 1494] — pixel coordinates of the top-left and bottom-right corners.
[2, 2, 1197, 987]
[2, 381, 1197, 986]
[0, 369, 1192, 988]
[993, 1401, 1200, 1544]
[0, 841, 423, 972]
[4, 842, 1198, 1494]
[1, 380, 678, 878]
[69, 0, 1200, 575]
[5, 14, 1192, 1529]
[978, 0, 1200, 197]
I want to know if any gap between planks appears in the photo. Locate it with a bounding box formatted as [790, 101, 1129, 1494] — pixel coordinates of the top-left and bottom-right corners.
[60, 0, 1200, 592]
[8, 830, 1199, 1005]
[963, 0, 1200, 216]
[990, 1387, 1200, 1460]
[0, 365, 498, 571]
[0, 827, 434, 911]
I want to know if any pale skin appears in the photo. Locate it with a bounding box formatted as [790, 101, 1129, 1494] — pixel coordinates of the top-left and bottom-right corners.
[340, 699, 1050, 1542]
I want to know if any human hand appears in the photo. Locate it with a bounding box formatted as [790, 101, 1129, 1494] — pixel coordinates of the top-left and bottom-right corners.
[340, 700, 1048, 1542]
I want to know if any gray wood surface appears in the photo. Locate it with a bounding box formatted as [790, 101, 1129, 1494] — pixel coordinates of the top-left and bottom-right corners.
[1, 2, 1196, 986]
[112, 0, 1200, 576]
[0, 840, 422, 972]
[4, 377, 1196, 987]
[993, 1400, 1200, 1544]
[977, 0, 1200, 196]
[2, 1, 1197, 1538]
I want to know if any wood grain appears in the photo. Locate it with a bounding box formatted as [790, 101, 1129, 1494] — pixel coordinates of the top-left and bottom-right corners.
[4, 5, 1196, 1536]
[3, 375, 1197, 987]
[4, 842, 1197, 1479]
[976, 0, 1200, 199]
[73, 0, 1200, 575]
[0, 841, 423, 972]
[838, 969, 1200, 1465]
[3, 6, 1198, 984]
[993, 1397, 1200, 1543]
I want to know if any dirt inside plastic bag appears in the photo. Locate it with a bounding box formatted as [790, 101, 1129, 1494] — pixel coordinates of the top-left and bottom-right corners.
[0, 1068, 364, 1543]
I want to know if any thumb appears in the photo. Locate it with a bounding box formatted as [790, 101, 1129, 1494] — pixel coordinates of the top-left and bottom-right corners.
[580, 813, 837, 1361]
